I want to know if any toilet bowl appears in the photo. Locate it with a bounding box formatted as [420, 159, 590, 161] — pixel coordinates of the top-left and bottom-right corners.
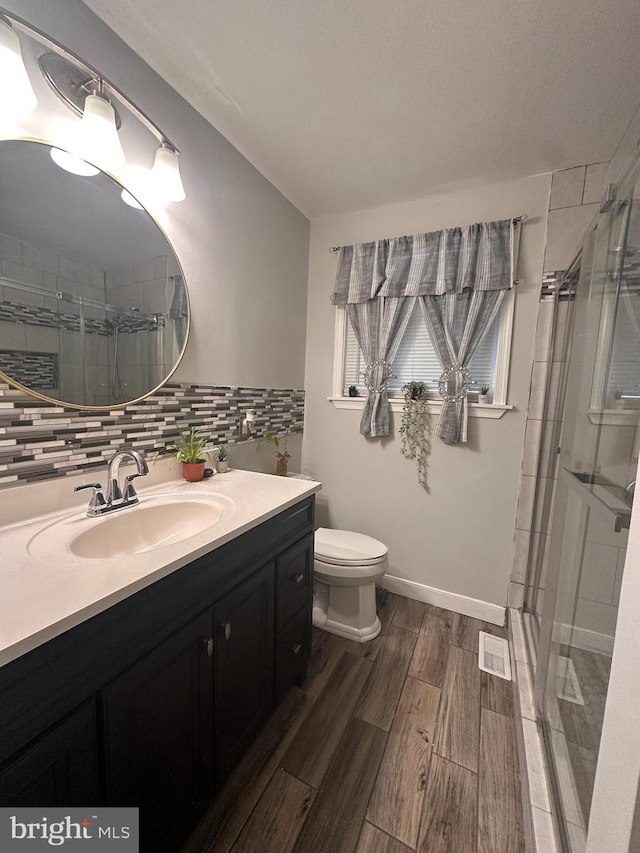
[313, 527, 388, 642]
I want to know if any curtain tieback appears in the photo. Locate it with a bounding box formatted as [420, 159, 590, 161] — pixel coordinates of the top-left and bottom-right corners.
[364, 359, 393, 395]
[438, 364, 470, 403]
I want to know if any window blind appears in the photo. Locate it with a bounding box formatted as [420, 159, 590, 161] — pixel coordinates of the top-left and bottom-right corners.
[343, 301, 498, 395]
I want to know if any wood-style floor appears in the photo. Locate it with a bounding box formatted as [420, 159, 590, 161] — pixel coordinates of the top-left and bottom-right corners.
[182, 594, 525, 853]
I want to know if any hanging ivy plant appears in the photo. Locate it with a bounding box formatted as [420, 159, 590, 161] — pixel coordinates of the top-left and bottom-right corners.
[399, 380, 432, 490]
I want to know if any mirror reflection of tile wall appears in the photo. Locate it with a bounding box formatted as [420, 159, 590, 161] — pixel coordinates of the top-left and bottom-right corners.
[0, 230, 172, 405]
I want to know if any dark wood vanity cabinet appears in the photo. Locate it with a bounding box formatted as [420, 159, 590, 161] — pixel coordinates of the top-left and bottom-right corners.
[102, 610, 215, 852]
[0, 496, 315, 852]
[274, 534, 314, 704]
[0, 702, 100, 807]
[213, 562, 274, 787]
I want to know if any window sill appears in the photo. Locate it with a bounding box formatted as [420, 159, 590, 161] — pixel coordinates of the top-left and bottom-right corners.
[328, 397, 513, 419]
[588, 408, 640, 426]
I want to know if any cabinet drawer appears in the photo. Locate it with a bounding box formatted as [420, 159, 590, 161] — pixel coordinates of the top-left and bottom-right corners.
[275, 600, 312, 705]
[275, 534, 314, 632]
[272, 498, 314, 546]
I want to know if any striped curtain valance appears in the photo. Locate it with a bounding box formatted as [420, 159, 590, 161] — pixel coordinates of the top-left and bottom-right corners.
[332, 218, 513, 305]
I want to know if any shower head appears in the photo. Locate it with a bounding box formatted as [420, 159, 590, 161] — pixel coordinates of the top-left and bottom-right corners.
[104, 314, 123, 333]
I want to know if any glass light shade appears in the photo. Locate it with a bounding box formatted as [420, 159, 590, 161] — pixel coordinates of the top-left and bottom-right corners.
[80, 93, 125, 171]
[50, 146, 100, 176]
[0, 19, 37, 115]
[151, 145, 186, 202]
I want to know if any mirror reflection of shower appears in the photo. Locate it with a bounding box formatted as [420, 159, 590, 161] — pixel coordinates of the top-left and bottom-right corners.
[104, 313, 127, 401]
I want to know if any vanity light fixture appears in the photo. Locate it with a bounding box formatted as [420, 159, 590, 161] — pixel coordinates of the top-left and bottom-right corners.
[0, 11, 186, 202]
[0, 15, 37, 115]
[78, 90, 125, 172]
[151, 143, 186, 203]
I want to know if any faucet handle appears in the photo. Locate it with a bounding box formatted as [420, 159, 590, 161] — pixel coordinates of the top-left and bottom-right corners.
[123, 473, 145, 502]
[74, 483, 106, 514]
[74, 482, 103, 494]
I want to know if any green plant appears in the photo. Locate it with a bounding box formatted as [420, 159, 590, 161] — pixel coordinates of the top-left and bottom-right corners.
[480, 385, 490, 396]
[399, 381, 431, 490]
[215, 444, 229, 461]
[258, 430, 292, 460]
[166, 425, 210, 464]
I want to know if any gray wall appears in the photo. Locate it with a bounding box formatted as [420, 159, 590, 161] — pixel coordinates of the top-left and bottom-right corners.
[2, 0, 310, 390]
[303, 175, 551, 613]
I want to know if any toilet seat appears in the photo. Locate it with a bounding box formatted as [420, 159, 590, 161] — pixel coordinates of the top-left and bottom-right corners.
[314, 527, 388, 567]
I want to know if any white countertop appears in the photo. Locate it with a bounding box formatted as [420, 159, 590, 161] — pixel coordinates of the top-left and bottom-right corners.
[0, 466, 321, 668]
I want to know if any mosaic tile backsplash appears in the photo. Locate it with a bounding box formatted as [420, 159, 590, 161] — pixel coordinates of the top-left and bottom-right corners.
[0, 381, 304, 489]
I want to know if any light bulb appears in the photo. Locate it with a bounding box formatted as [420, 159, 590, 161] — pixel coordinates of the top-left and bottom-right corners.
[0, 18, 37, 115]
[50, 147, 99, 176]
[151, 144, 186, 203]
[80, 92, 125, 172]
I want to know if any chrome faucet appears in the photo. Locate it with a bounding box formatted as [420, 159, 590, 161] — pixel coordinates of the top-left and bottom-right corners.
[75, 447, 149, 517]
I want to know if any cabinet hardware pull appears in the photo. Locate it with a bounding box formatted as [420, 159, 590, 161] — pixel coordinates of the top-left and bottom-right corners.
[293, 573, 304, 584]
[292, 643, 302, 655]
[223, 622, 231, 641]
[202, 638, 214, 657]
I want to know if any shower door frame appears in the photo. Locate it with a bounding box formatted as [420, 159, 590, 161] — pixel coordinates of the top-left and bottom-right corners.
[531, 154, 640, 851]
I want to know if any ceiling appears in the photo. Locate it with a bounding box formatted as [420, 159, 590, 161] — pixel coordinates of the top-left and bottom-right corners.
[83, 0, 640, 219]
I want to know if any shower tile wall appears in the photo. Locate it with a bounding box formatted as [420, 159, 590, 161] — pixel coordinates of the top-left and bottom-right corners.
[0, 230, 173, 405]
[0, 230, 107, 403]
[0, 381, 304, 488]
[510, 163, 607, 610]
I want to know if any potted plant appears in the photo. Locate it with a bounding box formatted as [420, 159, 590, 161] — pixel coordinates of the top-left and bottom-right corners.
[399, 381, 431, 490]
[348, 385, 359, 397]
[166, 425, 210, 482]
[478, 384, 490, 404]
[215, 444, 229, 473]
[259, 430, 292, 476]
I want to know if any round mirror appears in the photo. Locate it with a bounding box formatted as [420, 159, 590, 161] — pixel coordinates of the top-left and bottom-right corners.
[0, 139, 189, 409]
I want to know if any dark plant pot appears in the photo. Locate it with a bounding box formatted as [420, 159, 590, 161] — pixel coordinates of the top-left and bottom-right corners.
[276, 458, 288, 477]
[348, 386, 359, 397]
[182, 461, 205, 482]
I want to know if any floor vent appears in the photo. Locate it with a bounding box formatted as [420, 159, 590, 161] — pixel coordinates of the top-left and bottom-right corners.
[478, 632, 512, 681]
[556, 655, 584, 705]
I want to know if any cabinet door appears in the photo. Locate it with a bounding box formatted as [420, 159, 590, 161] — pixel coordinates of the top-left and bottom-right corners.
[101, 610, 214, 853]
[213, 562, 274, 787]
[0, 702, 99, 807]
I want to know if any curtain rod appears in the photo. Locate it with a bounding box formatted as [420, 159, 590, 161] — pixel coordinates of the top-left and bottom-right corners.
[329, 216, 526, 253]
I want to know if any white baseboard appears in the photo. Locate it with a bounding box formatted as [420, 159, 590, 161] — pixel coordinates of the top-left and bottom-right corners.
[379, 574, 506, 626]
[557, 622, 614, 656]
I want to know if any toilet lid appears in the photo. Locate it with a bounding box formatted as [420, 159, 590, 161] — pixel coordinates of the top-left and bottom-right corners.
[314, 527, 388, 566]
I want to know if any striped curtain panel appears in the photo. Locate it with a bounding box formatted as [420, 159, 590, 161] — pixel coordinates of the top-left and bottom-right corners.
[333, 219, 513, 441]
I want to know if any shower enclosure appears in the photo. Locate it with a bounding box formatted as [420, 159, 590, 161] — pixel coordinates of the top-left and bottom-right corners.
[523, 152, 640, 851]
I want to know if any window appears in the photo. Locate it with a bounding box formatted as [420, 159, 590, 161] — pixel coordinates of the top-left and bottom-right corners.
[332, 291, 514, 416]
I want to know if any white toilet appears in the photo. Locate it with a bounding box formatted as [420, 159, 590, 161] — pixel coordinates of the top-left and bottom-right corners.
[312, 527, 388, 642]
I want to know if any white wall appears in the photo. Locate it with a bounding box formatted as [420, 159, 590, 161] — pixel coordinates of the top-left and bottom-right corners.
[303, 175, 551, 614]
[1, 0, 309, 390]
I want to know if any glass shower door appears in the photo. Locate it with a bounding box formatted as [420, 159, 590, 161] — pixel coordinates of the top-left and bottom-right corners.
[535, 166, 640, 851]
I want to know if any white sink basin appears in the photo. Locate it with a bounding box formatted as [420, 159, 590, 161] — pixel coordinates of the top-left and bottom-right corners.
[28, 492, 236, 560]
